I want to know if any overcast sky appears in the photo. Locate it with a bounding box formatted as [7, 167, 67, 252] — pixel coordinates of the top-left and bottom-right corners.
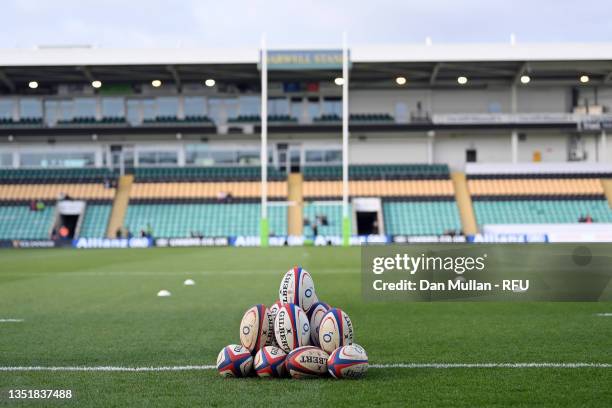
[2, 0, 612, 49]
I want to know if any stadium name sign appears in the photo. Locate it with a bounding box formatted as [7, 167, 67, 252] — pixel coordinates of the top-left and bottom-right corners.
[265, 50, 348, 70]
[73, 237, 152, 249]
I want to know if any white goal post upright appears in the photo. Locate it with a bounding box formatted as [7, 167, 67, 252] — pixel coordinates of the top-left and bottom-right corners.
[260, 34, 269, 247]
[342, 32, 350, 246]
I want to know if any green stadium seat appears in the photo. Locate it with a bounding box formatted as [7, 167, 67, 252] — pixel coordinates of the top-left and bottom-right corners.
[79, 204, 112, 238]
[383, 201, 461, 235]
[303, 202, 348, 237]
[124, 203, 287, 238]
[0, 205, 54, 239]
[473, 200, 612, 225]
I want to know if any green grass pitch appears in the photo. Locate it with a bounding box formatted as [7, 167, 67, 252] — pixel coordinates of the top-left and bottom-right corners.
[0, 246, 611, 407]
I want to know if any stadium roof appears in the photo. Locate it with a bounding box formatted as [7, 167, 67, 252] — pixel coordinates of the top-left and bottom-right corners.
[1, 43, 612, 91]
[2, 43, 612, 65]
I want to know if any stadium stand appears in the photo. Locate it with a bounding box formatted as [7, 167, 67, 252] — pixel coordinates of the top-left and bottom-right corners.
[303, 202, 347, 237]
[384, 201, 462, 235]
[0, 205, 54, 239]
[129, 181, 287, 200]
[124, 203, 287, 237]
[473, 200, 612, 224]
[79, 204, 112, 238]
[133, 166, 285, 182]
[0, 184, 115, 201]
[0, 168, 114, 183]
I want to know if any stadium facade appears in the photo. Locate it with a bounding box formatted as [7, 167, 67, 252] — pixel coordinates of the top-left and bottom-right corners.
[1, 43, 612, 247]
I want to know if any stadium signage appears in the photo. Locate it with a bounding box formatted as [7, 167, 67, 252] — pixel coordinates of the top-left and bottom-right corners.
[264, 50, 348, 70]
[73, 237, 152, 249]
[155, 237, 229, 247]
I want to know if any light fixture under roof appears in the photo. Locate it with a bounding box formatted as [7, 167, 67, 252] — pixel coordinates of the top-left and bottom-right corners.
[204, 79, 215, 87]
[395, 76, 407, 85]
[520, 75, 531, 84]
[151, 79, 162, 87]
[334, 77, 344, 86]
[28, 81, 38, 89]
[91, 80, 102, 88]
[457, 76, 468, 85]
[580, 75, 590, 83]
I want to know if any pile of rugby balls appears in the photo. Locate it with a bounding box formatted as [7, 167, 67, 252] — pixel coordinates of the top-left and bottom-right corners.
[216, 266, 368, 379]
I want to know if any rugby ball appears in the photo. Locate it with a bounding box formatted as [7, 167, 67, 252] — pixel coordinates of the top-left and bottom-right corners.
[253, 346, 287, 378]
[279, 267, 318, 313]
[318, 308, 354, 354]
[274, 303, 310, 352]
[327, 344, 369, 379]
[307, 301, 330, 347]
[285, 346, 329, 378]
[216, 344, 253, 378]
[239, 304, 273, 353]
[268, 300, 283, 347]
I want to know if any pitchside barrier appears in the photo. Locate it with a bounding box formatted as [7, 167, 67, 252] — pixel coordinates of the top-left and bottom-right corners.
[3, 230, 612, 249]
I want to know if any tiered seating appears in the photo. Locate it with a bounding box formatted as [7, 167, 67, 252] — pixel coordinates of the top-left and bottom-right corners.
[129, 181, 287, 200]
[0, 205, 54, 239]
[143, 115, 212, 124]
[79, 204, 112, 238]
[303, 180, 454, 198]
[0, 168, 114, 184]
[384, 201, 461, 235]
[466, 163, 612, 225]
[0, 184, 115, 201]
[304, 164, 450, 180]
[0, 117, 43, 126]
[314, 113, 394, 122]
[228, 115, 297, 123]
[57, 117, 126, 125]
[468, 178, 603, 198]
[303, 202, 347, 237]
[124, 203, 287, 237]
[134, 166, 285, 182]
[473, 200, 612, 224]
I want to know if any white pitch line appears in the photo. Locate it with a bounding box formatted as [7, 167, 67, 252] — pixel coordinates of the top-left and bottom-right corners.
[0, 363, 610, 372]
[595, 313, 612, 317]
[0, 319, 24, 323]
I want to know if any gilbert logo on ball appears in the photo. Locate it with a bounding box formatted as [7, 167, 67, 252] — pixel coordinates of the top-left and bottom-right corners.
[216, 344, 253, 378]
[254, 346, 287, 378]
[327, 343, 369, 379]
[274, 303, 310, 352]
[318, 308, 354, 354]
[279, 267, 318, 313]
[240, 304, 273, 353]
[285, 346, 329, 379]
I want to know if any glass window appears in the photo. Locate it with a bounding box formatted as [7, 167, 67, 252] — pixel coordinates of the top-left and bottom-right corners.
[127, 99, 142, 125]
[138, 151, 178, 166]
[138, 152, 156, 165]
[237, 150, 260, 165]
[156, 97, 178, 117]
[290, 98, 303, 120]
[305, 150, 324, 163]
[322, 97, 341, 116]
[184, 97, 206, 116]
[44, 100, 59, 125]
[0, 99, 13, 119]
[325, 150, 342, 163]
[20, 152, 95, 168]
[74, 98, 96, 118]
[19, 98, 42, 118]
[102, 98, 125, 118]
[142, 99, 155, 121]
[210, 151, 236, 164]
[307, 98, 320, 119]
[0, 152, 12, 167]
[59, 100, 75, 121]
[268, 98, 289, 116]
[238, 96, 260, 116]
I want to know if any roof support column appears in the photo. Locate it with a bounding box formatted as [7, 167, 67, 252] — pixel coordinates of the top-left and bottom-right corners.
[511, 130, 519, 163]
[600, 129, 608, 163]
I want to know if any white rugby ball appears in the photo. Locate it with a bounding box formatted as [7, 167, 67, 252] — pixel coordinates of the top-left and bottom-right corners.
[285, 346, 329, 378]
[327, 343, 369, 379]
[318, 308, 354, 354]
[253, 346, 287, 378]
[274, 303, 310, 352]
[216, 344, 253, 378]
[239, 304, 273, 353]
[307, 301, 330, 347]
[279, 267, 318, 313]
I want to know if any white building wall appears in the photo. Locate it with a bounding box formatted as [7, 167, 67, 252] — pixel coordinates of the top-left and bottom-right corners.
[434, 134, 513, 170]
[349, 136, 429, 164]
[517, 134, 568, 162]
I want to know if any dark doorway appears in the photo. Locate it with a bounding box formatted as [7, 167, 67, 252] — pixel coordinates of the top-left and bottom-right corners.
[356, 211, 379, 235]
[466, 149, 477, 163]
[57, 214, 80, 239]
